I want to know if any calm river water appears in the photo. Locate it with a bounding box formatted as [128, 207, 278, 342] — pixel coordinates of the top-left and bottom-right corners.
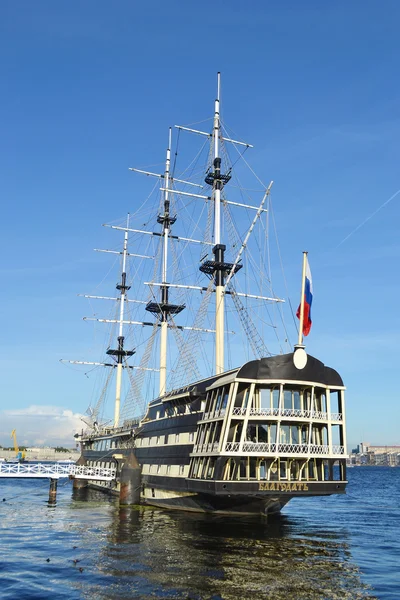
[0, 467, 398, 599]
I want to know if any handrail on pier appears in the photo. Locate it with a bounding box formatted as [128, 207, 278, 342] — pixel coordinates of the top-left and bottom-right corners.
[0, 462, 116, 481]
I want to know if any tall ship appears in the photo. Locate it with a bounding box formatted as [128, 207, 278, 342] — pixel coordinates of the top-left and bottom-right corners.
[68, 75, 348, 516]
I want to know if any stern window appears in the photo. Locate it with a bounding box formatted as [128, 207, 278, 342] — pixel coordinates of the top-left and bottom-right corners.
[260, 388, 271, 410]
[221, 387, 230, 410]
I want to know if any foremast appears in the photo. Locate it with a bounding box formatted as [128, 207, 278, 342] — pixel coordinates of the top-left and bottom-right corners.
[106, 215, 135, 427]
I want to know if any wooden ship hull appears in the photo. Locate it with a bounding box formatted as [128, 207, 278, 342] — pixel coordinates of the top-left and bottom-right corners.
[77, 352, 347, 516]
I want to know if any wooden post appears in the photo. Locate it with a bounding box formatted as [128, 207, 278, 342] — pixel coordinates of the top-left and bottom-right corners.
[48, 478, 58, 503]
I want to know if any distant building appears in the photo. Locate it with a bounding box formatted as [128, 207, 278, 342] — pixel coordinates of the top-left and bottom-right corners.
[348, 442, 400, 466]
[359, 441, 400, 455]
[359, 441, 371, 454]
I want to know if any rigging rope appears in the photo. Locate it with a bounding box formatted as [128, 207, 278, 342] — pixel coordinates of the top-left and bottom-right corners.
[227, 283, 271, 358]
[222, 200, 272, 358]
[169, 278, 214, 389]
[269, 196, 297, 341]
[91, 367, 115, 423]
[120, 321, 159, 420]
[168, 318, 201, 383]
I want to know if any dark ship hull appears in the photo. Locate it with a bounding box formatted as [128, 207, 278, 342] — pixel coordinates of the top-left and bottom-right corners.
[78, 352, 348, 516]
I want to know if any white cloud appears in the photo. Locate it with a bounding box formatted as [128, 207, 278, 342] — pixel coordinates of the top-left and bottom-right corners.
[0, 405, 84, 447]
[5, 405, 64, 417]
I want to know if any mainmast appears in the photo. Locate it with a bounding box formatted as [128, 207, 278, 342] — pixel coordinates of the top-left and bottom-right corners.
[145, 128, 185, 395]
[106, 215, 135, 427]
[213, 73, 224, 375]
[200, 72, 241, 374]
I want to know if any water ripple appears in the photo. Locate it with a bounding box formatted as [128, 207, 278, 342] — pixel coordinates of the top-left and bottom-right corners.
[0, 468, 398, 599]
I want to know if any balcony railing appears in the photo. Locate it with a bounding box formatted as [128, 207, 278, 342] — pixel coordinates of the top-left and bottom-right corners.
[330, 413, 343, 421]
[225, 442, 345, 455]
[232, 407, 248, 416]
[231, 407, 343, 421]
[192, 442, 219, 453]
[193, 441, 346, 455]
[225, 442, 241, 452]
[202, 408, 227, 420]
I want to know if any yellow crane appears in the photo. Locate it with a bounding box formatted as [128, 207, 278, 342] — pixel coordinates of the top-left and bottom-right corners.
[11, 429, 25, 461]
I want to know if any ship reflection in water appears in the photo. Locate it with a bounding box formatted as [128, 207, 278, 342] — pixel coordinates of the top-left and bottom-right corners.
[69, 489, 375, 600]
[2, 469, 397, 599]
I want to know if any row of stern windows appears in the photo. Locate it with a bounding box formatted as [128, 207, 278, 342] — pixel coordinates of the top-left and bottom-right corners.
[140, 382, 344, 424]
[196, 420, 343, 447]
[190, 456, 345, 482]
[204, 383, 343, 419]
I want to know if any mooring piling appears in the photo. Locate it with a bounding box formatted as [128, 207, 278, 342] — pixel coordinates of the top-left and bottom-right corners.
[119, 451, 141, 505]
[72, 455, 88, 490]
[48, 478, 58, 503]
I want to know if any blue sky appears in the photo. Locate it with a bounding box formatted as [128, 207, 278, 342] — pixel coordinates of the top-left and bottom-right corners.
[1, 1, 399, 448]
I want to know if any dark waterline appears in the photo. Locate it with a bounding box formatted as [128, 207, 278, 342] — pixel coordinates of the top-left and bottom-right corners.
[0, 468, 398, 599]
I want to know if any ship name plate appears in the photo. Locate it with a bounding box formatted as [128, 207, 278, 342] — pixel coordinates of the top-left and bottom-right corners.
[259, 482, 309, 492]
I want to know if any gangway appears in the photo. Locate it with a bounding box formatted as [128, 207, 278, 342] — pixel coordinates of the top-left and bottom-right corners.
[0, 462, 116, 482]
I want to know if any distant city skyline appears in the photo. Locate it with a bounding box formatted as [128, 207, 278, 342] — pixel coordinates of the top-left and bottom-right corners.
[1, 1, 399, 447]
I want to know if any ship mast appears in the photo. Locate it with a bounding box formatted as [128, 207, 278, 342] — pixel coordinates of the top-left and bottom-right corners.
[159, 129, 172, 396]
[213, 73, 224, 374]
[145, 128, 185, 396]
[200, 72, 241, 374]
[107, 214, 135, 427]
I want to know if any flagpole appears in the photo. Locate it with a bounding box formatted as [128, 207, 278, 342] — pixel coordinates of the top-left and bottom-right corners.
[297, 251, 308, 347]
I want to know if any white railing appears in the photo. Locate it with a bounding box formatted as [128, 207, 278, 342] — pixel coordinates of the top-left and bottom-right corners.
[309, 444, 330, 455]
[311, 411, 328, 420]
[206, 407, 343, 421]
[226, 442, 345, 455]
[193, 440, 346, 456]
[245, 408, 342, 421]
[249, 408, 280, 417]
[331, 413, 343, 421]
[202, 408, 227, 420]
[72, 464, 117, 480]
[232, 407, 247, 415]
[0, 463, 117, 481]
[332, 445, 345, 454]
[192, 442, 219, 453]
[225, 442, 240, 452]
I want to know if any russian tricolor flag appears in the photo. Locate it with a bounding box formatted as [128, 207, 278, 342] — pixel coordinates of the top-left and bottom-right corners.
[297, 259, 313, 336]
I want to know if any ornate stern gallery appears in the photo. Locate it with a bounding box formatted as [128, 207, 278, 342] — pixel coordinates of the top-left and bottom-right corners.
[70, 75, 348, 516]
